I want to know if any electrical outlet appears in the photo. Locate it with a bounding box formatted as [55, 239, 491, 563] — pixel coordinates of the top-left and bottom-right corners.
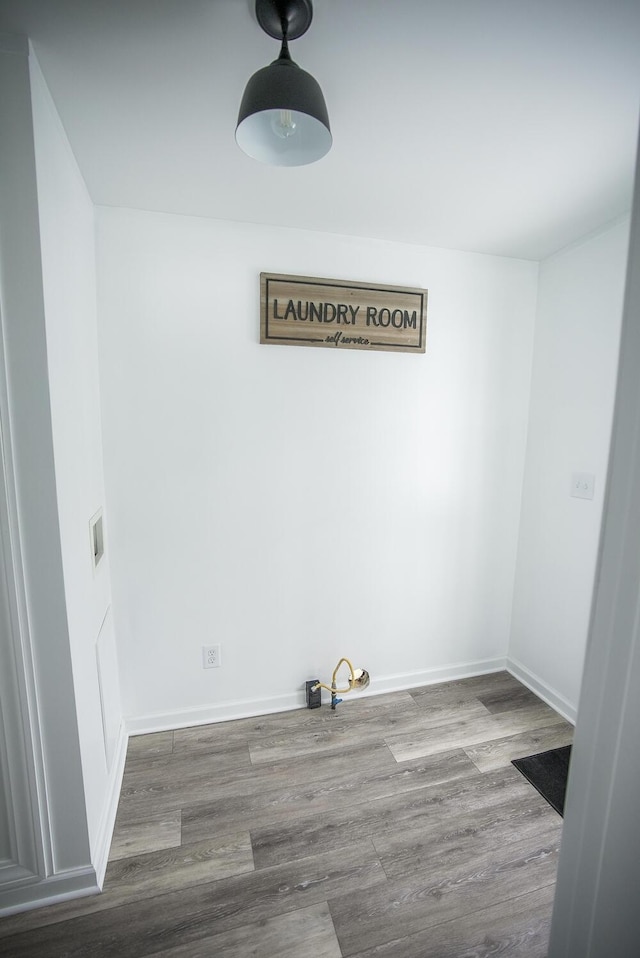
[202, 644, 221, 669]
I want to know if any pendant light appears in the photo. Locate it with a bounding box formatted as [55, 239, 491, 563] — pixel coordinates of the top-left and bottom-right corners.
[236, 0, 332, 167]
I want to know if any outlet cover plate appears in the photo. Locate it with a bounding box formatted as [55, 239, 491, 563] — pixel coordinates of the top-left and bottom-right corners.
[202, 644, 221, 669]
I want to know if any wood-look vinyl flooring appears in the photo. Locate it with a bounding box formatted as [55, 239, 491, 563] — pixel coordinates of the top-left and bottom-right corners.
[0, 671, 573, 957]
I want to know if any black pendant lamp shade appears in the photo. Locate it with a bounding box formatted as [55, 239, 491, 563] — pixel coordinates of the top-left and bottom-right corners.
[236, 0, 332, 166]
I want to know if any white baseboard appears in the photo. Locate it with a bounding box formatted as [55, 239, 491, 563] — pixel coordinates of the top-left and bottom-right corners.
[507, 655, 577, 724]
[125, 656, 509, 735]
[0, 723, 128, 917]
[126, 691, 310, 734]
[363, 657, 508, 697]
[0, 866, 100, 918]
[92, 719, 129, 888]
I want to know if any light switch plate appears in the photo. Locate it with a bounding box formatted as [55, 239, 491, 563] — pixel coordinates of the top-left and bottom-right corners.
[571, 472, 595, 500]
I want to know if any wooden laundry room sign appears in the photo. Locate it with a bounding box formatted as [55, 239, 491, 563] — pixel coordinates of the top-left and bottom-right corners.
[260, 273, 427, 353]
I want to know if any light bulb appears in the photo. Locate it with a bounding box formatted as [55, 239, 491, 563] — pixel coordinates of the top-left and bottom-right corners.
[271, 109, 297, 139]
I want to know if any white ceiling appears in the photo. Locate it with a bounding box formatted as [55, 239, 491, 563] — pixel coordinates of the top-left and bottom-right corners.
[1, 0, 639, 260]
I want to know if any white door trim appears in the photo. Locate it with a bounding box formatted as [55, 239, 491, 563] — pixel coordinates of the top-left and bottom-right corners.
[0, 297, 50, 890]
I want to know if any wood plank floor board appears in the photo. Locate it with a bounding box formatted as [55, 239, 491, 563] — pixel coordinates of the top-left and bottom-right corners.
[476, 684, 544, 713]
[105, 830, 255, 894]
[108, 809, 182, 861]
[0, 673, 572, 957]
[121, 740, 252, 785]
[407, 671, 523, 709]
[348, 884, 557, 958]
[374, 798, 560, 881]
[328, 831, 561, 956]
[391, 700, 492, 729]
[126, 730, 174, 760]
[143, 902, 341, 958]
[386, 703, 563, 762]
[464, 722, 574, 773]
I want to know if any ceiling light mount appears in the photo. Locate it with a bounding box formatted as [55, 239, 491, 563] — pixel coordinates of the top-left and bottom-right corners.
[255, 0, 313, 42]
[236, 0, 331, 167]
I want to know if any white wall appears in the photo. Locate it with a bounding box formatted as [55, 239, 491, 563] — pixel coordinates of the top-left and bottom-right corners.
[29, 54, 124, 872]
[509, 218, 629, 719]
[96, 207, 538, 729]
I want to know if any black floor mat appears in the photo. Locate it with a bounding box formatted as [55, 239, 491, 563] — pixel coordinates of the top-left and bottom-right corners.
[512, 745, 572, 815]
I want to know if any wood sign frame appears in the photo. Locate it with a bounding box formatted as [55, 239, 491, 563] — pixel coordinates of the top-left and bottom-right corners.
[260, 273, 427, 353]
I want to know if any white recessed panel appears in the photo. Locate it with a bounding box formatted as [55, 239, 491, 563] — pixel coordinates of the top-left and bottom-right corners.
[95, 607, 121, 771]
